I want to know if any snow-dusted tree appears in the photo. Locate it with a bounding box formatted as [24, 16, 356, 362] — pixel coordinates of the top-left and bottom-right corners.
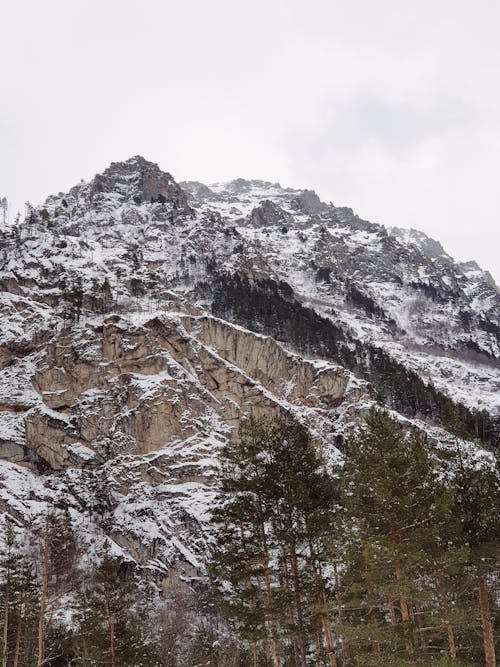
[75, 543, 154, 666]
[339, 408, 460, 665]
[27, 508, 80, 667]
[210, 413, 339, 667]
[0, 520, 39, 667]
[450, 446, 499, 667]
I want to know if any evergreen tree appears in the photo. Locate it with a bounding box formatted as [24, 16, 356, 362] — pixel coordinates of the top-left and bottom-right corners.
[27, 508, 80, 667]
[75, 543, 154, 666]
[263, 415, 338, 667]
[209, 416, 282, 665]
[339, 408, 462, 665]
[210, 413, 339, 667]
[449, 445, 499, 666]
[0, 520, 39, 667]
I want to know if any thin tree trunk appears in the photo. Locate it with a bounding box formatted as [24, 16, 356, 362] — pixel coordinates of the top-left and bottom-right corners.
[307, 539, 337, 667]
[282, 553, 300, 667]
[262, 551, 281, 667]
[256, 502, 281, 667]
[263, 636, 270, 664]
[37, 523, 49, 667]
[320, 614, 337, 667]
[290, 549, 307, 667]
[395, 563, 413, 657]
[333, 562, 348, 666]
[252, 641, 258, 667]
[413, 599, 425, 650]
[12, 610, 22, 667]
[257, 578, 270, 663]
[108, 609, 116, 667]
[478, 575, 496, 667]
[436, 570, 457, 659]
[2, 574, 9, 667]
[395, 564, 410, 623]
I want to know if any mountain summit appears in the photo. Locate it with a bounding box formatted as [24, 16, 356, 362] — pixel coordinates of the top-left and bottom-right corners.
[0, 156, 498, 577]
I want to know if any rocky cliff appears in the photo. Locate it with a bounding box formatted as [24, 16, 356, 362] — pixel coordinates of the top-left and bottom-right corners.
[0, 156, 498, 584]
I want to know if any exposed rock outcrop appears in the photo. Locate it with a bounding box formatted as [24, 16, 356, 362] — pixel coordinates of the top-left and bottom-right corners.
[0, 155, 497, 578]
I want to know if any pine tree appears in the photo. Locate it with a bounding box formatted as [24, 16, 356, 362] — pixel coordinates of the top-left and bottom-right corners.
[75, 543, 154, 666]
[27, 508, 80, 667]
[11, 557, 39, 667]
[450, 445, 499, 667]
[0, 520, 39, 667]
[210, 413, 339, 666]
[262, 415, 338, 667]
[339, 408, 459, 665]
[209, 416, 282, 665]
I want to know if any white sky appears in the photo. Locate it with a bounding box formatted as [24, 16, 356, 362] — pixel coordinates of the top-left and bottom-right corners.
[1, 0, 499, 282]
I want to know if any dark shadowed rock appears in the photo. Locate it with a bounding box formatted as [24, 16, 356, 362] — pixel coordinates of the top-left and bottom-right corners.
[291, 189, 327, 215]
[250, 200, 292, 227]
[90, 155, 189, 208]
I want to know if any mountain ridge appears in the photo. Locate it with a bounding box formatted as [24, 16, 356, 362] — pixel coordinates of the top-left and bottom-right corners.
[0, 155, 497, 580]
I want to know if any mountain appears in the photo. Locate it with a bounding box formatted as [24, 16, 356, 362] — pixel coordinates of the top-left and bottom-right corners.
[0, 155, 498, 579]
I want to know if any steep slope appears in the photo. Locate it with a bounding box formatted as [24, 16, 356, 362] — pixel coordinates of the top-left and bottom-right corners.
[0, 156, 498, 581]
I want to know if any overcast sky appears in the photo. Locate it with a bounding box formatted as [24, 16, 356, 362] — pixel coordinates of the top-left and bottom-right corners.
[1, 0, 499, 282]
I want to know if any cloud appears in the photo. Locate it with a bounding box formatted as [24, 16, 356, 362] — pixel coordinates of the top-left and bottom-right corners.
[0, 0, 498, 281]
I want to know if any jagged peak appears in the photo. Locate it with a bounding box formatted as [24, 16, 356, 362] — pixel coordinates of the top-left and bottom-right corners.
[101, 155, 166, 177]
[59, 156, 189, 208]
[389, 226, 450, 261]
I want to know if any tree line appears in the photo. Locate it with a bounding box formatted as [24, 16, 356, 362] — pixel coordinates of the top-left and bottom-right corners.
[209, 410, 499, 666]
[208, 272, 500, 449]
[0, 410, 497, 666]
[0, 510, 247, 666]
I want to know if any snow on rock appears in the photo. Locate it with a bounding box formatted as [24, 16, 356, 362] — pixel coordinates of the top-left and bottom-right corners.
[0, 156, 498, 582]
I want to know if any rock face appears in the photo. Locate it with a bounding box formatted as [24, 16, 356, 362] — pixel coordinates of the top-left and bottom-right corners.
[0, 156, 498, 579]
[19, 312, 361, 473]
[250, 200, 292, 228]
[291, 189, 327, 215]
[0, 304, 365, 573]
[88, 155, 189, 207]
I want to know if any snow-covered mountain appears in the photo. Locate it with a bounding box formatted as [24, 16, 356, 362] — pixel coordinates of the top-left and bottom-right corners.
[0, 156, 498, 579]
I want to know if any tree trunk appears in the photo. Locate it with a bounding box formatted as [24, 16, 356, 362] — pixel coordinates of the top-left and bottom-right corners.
[333, 562, 348, 666]
[262, 551, 281, 667]
[478, 575, 496, 667]
[290, 549, 307, 667]
[2, 576, 9, 667]
[320, 614, 337, 667]
[263, 635, 270, 664]
[282, 554, 300, 667]
[413, 599, 425, 650]
[245, 576, 261, 667]
[395, 563, 413, 657]
[252, 641, 258, 667]
[256, 501, 281, 667]
[264, 554, 281, 667]
[12, 610, 22, 667]
[436, 570, 457, 659]
[395, 564, 410, 623]
[108, 609, 116, 667]
[37, 524, 49, 667]
[307, 539, 337, 667]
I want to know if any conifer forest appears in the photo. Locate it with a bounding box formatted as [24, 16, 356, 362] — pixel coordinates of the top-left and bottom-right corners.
[0, 411, 497, 666]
